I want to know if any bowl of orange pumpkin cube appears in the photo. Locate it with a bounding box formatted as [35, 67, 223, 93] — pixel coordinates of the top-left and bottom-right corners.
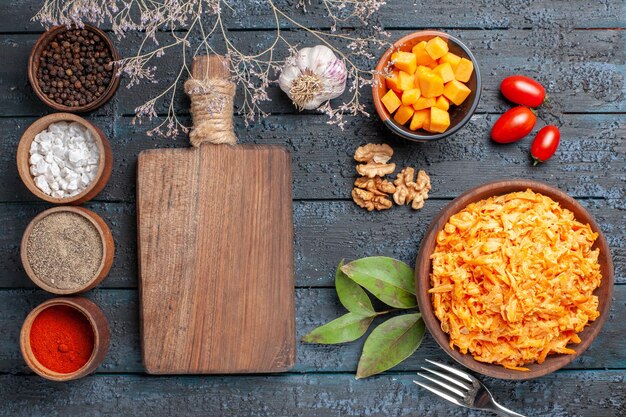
[373, 31, 481, 141]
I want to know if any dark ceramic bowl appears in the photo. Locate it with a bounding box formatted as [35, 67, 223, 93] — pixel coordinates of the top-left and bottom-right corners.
[416, 179, 614, 380]
[373, 31, 481, 142]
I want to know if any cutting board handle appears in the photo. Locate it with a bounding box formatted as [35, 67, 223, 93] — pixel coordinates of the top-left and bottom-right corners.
[184, 55, 237, 147]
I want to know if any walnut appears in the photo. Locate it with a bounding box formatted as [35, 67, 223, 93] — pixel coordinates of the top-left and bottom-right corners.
[352, 188, 393, 211]
[351, 143, 400, 210]
[354, 176, 396, 195]
[354, 143, 395, 179]
[356, 162, 396, 178]
[352, 176, 395, 211]
[354, 143, 393, 164]
[393, 168, 432, 210]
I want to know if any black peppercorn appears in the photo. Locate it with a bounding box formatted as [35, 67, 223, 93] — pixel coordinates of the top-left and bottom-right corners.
[36, 27, 115, 108]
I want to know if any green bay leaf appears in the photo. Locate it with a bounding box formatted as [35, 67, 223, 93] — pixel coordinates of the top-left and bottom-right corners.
[356, 313, 425, 379]
[341, 257, 417, 309]
[301, 312, 375, 344]
[335, 260, 376, 316]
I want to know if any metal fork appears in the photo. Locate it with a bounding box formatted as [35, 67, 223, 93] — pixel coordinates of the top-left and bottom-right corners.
[414, 359, 527, 417]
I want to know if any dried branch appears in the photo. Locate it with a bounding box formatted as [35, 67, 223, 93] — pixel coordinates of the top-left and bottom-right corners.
[34, 0, 389, 136]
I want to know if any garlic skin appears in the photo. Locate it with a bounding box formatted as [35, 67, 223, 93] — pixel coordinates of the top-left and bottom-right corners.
[278, 45, 347, 110]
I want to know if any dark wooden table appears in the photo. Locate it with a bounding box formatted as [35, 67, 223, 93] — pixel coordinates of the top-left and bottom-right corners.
[1, 1, 624, 416]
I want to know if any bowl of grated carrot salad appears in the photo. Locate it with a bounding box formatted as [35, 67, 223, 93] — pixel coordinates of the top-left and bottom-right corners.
[416, 180, 614, 380]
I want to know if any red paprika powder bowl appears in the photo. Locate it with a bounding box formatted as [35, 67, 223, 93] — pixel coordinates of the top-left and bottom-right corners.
[20, 297, 110, 381]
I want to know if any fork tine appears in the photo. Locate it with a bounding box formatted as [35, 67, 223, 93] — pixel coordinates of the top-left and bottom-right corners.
[421, 366, 472, 391]
[413, 381, 464, 408]
[417, 372, 466, 398]
[425, 359, 474, 383]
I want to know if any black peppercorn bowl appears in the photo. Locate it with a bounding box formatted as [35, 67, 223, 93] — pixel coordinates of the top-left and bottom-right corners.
[28, 25, 121, 113]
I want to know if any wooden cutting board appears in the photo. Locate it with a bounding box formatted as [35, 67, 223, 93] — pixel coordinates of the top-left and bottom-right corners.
[137, 55, 295, 374]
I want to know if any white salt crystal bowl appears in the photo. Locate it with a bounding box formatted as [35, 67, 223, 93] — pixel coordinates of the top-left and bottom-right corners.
[17, 113, 112, 204]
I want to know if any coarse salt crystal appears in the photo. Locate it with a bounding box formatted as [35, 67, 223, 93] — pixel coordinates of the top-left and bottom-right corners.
[35, 176, 51, 194]
[29, 154, 42, 165]
[68, 149, 83, 164]
[29, 121, 100, 198]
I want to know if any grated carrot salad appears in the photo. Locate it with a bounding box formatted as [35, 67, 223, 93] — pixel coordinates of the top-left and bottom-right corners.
[429, 190, 602, 371]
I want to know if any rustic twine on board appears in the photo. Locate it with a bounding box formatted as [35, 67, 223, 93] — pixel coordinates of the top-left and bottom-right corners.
[184, 78, 237, 147]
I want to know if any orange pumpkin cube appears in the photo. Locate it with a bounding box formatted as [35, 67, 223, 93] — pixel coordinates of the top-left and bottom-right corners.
[409, 109, 430, 131]
[412, 96, 437, 111]
[393, 51, 417, 74]
[438, 52, 462, 70]
[417, 65, 432, 76]
[423, 115, 432, 132]
[411, 41, 438, 68]
[432, 62, 455, 83]
[435, 96, 450, 111]
[401, 88, 421, 106]
[454, 58, 474, 83]
[419, 72, 444, 98]
[430, 107, 451, 133]
[397, 71, 415, 91]
[425, 36, 449, 60]
[415, 66, 431, 85]
[394, 104, 415, 125]
[443, 80, 471, 106]
[385, 70, 401, 93]
[381, 89, 402, 113]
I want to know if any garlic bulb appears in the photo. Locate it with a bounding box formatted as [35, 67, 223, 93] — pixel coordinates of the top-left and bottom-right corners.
[278, 45, 347, 110]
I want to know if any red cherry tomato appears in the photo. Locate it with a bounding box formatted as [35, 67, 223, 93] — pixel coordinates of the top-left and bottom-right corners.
[530, 125, 560, 165]
[500, 75, 546, 108]
[490, 106, 537, 143]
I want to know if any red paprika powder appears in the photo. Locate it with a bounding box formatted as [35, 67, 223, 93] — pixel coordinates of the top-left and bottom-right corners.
[29, 305, 94, 373]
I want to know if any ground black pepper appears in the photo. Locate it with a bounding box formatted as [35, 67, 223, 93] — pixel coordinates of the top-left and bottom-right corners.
[37, 28, 114, 108]
[27, 211, 103, 290]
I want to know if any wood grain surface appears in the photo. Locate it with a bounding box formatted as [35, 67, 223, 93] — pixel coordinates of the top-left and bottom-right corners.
[1, 114, 623, 203]
[1, 0, 624, 415]
[2, 0, 623, 32]
[0, 199, 623, 289]
[3, 371, 626, 417]
[2, 29, 623, 116]
[137, 56, 295, 374]
[138, 144, 295, 373]
[2, 287, 626, 374]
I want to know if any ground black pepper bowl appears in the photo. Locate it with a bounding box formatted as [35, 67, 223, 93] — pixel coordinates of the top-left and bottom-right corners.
[20, 206, 115, 295]
[373, 31, 481, 142]
[28, 25, 120, 113]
